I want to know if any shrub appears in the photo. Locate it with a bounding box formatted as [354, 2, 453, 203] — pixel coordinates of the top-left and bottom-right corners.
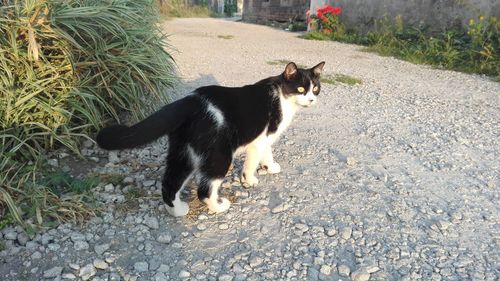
[0, 0, 177, 228]
[303, 10, 499, 78]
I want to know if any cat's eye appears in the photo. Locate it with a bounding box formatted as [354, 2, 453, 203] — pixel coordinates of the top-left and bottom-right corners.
[313, 86, 318, 92]
[297, 87, 305, 93]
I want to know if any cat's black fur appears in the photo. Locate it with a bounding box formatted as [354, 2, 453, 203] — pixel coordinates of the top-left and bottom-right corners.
[96, 62, 325, 216]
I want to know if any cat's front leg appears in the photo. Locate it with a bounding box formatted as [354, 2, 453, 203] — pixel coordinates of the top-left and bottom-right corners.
[242, 142, 266, 186]
[260, 145, 281, 174]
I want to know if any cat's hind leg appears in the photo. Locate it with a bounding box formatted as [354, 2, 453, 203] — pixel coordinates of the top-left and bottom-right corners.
[162, 143, 193, 217]
[197, 146, 232, 213]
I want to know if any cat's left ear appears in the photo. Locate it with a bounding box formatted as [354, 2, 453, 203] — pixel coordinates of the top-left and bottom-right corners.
[311, 61, 325, 77]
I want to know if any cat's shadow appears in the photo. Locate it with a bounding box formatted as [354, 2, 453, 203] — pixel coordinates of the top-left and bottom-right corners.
[173, 74, 219, 99]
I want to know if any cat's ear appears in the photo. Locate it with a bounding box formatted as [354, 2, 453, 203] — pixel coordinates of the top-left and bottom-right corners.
[311, 61, 325, 77]
[284, 62, 298, 80]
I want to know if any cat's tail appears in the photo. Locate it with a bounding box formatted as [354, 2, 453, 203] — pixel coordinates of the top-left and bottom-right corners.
[96, 97, 197, 150]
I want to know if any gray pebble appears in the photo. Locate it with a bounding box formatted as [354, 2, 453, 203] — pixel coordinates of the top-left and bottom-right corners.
[157, 233, 172, 244]
[79, 264, 97, 281]
[134, 261, 149, 272]
[338, 264, 351, 276]
[43, 266, 63, 278]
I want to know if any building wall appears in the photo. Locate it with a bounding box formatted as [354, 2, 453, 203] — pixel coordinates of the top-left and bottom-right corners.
[309, 0, 500, 33]
[243, 0, 310, 23]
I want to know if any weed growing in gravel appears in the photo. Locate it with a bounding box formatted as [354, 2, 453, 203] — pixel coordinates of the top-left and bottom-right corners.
[157, 0, 213, 18]
[99, 174, 125, 187]
[267, 60, 307, 68]
[321, 74, 362, 85]
[302, 14, 500, 79]
[218, 35, 234, 39]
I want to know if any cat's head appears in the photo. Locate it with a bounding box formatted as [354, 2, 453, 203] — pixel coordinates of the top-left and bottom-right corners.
[280, 61, 325, 107]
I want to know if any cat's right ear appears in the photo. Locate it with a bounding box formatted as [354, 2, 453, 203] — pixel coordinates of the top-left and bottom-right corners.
[284, 62, 298, 80]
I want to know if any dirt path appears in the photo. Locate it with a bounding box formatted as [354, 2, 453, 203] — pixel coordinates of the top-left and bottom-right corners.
[1, 18, 499, 281]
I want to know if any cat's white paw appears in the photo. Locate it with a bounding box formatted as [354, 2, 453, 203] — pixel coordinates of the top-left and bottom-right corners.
[242, 173, 259, 187]
[265, 162, 281, 174]
[166, 201, 189, 217]
[205, 197, 231, 213]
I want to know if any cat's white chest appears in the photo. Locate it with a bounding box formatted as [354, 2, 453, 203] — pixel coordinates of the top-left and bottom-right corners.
[269, 96, 297, 144]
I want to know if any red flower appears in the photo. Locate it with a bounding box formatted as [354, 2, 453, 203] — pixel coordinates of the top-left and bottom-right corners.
[323, 28, 332, 34]
[333, 7, 342, 15]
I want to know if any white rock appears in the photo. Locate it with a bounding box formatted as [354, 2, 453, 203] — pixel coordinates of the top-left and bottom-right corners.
[74, 240, 89, 251]
[157, 233, 172, 244]
[179, 270, 191, 278]
[219, 223, 229, 230]
[352, 269, 371, 281]
[155, 272, 168, 281]
[79, 264, 96, 281]
[340, 227, 352, 240]
[104, 184, 115, 192]
[43, 266, 63, 278]
[94, 243, 110, 255]
[134, 261, 149, 272]
[218, 274, 233, 281]
[144, 216, 159, 229]
[249, 256, 263, 268]
[320, 265, 332, 275]
[62, 273, 77, 279]
[338, 264, 351, 276]
[108, 151, 119, 164]
[93, 259, 108, 270]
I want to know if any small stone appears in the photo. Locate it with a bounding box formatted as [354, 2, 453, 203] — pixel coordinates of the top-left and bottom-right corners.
[157, 264, 170, 272]
[366, 266, 380, 273]
[143, 180, 156, 187]
[134, 261, 149, 272]
[340, 227, 352, 240]
[295, 223, 309, 233]
[104, 184, 114, 193]
[48, 158, 59, 167]
[438, 220, 452, 231]
[62, 273, 77, 279]
[352, 269, 371, 281]
[93, 259, 108, 270]
[79, 264, 97, 281]
[197, 223, 207, 231]
[16, 232, 29, 246]
[157, 233, 172, 244]
[249, 256, 263, 268]
[43, 266, 63, 278]
[31, 251, 42, 259]
[155, 272, 168, 281]
[219, 274, 233, 281]
[179, 270, 191, 278]
[69, 263, 80, 270]
[74, 240, 89, 251]
[70, 232, 86, 242]
[4, 231, 17, 240]
[94, 243, 110, 255]
[326, 227, 337, 237]
[108, 151, 119, 164]
[219, 223, 229, 230]
[338, 264, 351, 276]
[346, 157, 356, 166]
[144, 217, 159, 229]
[320, 265, 332, 275]
[271, 203, 289, 213]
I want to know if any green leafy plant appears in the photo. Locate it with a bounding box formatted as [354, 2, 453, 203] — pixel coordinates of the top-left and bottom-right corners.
[320, 74, 362, 85]
[303, 13, 499, 78]
[0, 0, 176, 229]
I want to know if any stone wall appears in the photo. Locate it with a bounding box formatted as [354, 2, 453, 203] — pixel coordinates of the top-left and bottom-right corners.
[243, 0, 310, 23]
[309, 0, 500, 32]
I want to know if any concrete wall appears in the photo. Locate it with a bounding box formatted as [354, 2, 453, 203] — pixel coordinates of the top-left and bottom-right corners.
[243, 0, 310, 23]
[309, 0, 500, 32]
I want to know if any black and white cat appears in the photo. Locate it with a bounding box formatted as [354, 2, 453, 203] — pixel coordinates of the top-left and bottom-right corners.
[96, 62, 325, 216]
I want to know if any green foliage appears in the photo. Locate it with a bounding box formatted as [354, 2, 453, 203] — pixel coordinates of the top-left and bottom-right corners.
[302, 15, 500, 78]
[0, 0, 176, 229]
[157, 0, 212, 18]
[100, 174, 125, 186]
[320, 74, 362, 85]
[224, 0, 238, 17]
[217, 34, 234, 39]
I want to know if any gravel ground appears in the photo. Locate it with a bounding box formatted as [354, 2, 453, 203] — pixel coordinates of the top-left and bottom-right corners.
[1, 18, 499, 281]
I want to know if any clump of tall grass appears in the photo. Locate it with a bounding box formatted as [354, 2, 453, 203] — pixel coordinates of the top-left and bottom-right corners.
[302, 15, 500, 79]
[157, 0, 213, 18]
[0, 0, 177, 229]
